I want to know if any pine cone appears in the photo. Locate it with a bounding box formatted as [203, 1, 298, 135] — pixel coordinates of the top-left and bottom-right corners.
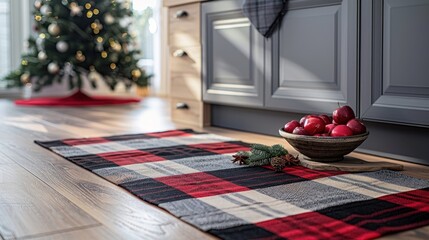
[270, 156, 286, 172]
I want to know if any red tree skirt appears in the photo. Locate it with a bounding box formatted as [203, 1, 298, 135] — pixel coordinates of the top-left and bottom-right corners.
[15, 90, 141, 106]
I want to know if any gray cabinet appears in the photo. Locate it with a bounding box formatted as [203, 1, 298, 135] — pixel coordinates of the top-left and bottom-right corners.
[266, 0, 358, 114]
[204, 0, 429, 165]
[203, 0, 358, 115]
[202, 0, 264, 107]
[360, 0, 429, 127]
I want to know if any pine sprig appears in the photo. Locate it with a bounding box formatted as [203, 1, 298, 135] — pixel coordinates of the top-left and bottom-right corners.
[232, 144, 289, 166]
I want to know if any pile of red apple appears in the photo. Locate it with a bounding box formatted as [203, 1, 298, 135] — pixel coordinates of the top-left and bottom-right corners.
[283, 105, 366, 137]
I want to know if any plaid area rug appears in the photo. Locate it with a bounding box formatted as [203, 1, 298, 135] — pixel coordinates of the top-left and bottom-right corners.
[35, 129, 429, 239]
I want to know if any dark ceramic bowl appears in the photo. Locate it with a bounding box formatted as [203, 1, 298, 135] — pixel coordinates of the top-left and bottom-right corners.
[279, 128, 369, 162]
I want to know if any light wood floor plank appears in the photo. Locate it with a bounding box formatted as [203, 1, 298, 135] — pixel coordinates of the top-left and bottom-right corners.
[22, 225, 121, 240]
[0, 158, 99, 239]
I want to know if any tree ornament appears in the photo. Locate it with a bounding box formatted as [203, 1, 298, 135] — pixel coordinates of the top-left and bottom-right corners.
[104, 13, 115, 24]
[56, 41, 69, 53]
[34, 0, 42, 9]
[88, 66, 99, 82]
[69, 2, 83, 16]
[61, 0, 69, 6]
[40, 5, 52, 16]
[47, 62, 60, 74]
[36, 37, 44, 51]
[20, 72, 31, 84]
[131, 69, 142, 79]
[38, 51, 47, 61]
[120, 17, 131, 28]
[48, 23, 61, 36]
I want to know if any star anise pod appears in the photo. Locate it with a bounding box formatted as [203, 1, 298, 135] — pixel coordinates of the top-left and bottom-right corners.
[232, 154, 249, 165]
[283, 154, 300, 166]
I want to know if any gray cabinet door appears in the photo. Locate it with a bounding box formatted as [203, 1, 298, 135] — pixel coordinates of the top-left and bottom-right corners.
[202, 0, 264, 107]
[265, 0, 358, 115]
[361, 0, 429, 127]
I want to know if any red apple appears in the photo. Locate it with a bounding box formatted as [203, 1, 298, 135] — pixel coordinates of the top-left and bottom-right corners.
[319, 114, 332, 125]
[284, 120, 301, 133]
[299, 116, 307, 126]
[293, 127, 309, 135]
[324, 123, 336, 134]
[303, 116, 325, 135]
[347, 119, 366, 135]
[299, 115, 318, 126]
[333, 105, 356, 124]
[330, 125, 354, 137]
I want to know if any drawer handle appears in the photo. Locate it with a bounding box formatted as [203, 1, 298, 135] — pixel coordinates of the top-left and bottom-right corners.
[176, 102, 189, 109]
[173, 49, 187, 57]
[175, 10, 188, 18]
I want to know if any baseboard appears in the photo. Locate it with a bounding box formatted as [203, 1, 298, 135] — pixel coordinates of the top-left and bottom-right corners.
[211, 104, 429, 166]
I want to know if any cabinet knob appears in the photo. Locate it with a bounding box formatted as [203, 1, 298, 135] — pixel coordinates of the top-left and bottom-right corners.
[175, 10, 188, 18]
[173, 49, 187, 57]
[175, 102, 189, 109]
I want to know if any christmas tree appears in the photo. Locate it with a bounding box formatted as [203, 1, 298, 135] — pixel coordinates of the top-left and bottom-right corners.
[2, 0, 150, 92]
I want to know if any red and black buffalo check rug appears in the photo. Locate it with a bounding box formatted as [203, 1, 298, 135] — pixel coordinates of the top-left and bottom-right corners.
[35, 129, 429, 239]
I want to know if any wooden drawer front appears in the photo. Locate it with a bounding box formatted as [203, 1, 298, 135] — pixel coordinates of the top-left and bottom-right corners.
[170, 75, 201, 100]
[169, 3, 200, 46]
[171, 98, 209, 126]
[164, 0, 203, 7]
[170, 46, 201, 100]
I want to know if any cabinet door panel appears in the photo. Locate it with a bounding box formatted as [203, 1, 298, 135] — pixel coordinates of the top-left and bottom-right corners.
[202, 0, 264, 107]
[361, 0, 429, 127]
[266, 0, 357, 114]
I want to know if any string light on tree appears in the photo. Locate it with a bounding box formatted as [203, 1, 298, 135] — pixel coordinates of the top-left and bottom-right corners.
[75, 51, 86, 62]
[69, 2, 83, 16]
[131, 69, 141, 79]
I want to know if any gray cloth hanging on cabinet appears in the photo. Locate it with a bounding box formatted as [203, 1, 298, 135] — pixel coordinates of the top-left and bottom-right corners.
[242, 0, 288, 38]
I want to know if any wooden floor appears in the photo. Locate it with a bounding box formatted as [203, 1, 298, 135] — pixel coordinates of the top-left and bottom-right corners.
[1, 97, 428, 240]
